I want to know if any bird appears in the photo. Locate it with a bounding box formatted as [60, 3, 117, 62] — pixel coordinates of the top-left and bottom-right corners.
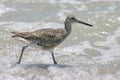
[11, 15, 93, 64]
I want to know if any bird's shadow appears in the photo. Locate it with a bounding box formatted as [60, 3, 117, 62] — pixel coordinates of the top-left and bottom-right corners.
[11, 63, 71, 70]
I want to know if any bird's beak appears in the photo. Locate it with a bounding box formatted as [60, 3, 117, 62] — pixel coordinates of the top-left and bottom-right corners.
[75, 19, 93, 27]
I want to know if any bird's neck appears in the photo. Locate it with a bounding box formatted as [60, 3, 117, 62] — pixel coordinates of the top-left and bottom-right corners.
[64, 21, 72, 36]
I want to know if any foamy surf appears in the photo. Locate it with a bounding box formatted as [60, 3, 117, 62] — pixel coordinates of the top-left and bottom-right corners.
[0, 0, 120, 80]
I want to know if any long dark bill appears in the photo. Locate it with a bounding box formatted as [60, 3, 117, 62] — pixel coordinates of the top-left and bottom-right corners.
[77, 20, 93, 27]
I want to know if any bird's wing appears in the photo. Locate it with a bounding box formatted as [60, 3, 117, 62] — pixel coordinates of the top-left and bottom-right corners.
[11, 29, 57, 39]
[28, 29, 67, 47]
[12, 29, 67, 47]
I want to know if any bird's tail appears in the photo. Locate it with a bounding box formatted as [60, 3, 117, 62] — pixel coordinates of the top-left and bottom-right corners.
[11, 32, 24, 37]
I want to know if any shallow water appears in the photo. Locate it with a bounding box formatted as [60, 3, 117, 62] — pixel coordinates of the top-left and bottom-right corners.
[0, 0, 120, 80]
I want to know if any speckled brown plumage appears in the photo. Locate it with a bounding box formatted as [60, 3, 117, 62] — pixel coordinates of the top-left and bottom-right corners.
[12, 28, 67, 49]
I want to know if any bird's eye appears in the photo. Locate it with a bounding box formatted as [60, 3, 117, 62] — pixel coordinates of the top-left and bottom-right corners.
[72, 18, 75, 19]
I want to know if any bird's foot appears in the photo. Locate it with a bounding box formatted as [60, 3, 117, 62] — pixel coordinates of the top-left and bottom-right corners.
[16, 61, 20, 64]
[54, 61, 57, 64]
[10, 62, 20, 68]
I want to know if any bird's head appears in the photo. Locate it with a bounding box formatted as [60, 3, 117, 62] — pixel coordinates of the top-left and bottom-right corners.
[65, 15, 93, 27]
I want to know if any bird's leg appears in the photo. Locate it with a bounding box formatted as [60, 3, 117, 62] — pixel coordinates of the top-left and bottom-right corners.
[16, 45, 29, 64]
[50, 51, 57, 64]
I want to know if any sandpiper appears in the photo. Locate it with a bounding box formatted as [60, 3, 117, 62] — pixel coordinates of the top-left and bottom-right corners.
[11, 15, 93, 64]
